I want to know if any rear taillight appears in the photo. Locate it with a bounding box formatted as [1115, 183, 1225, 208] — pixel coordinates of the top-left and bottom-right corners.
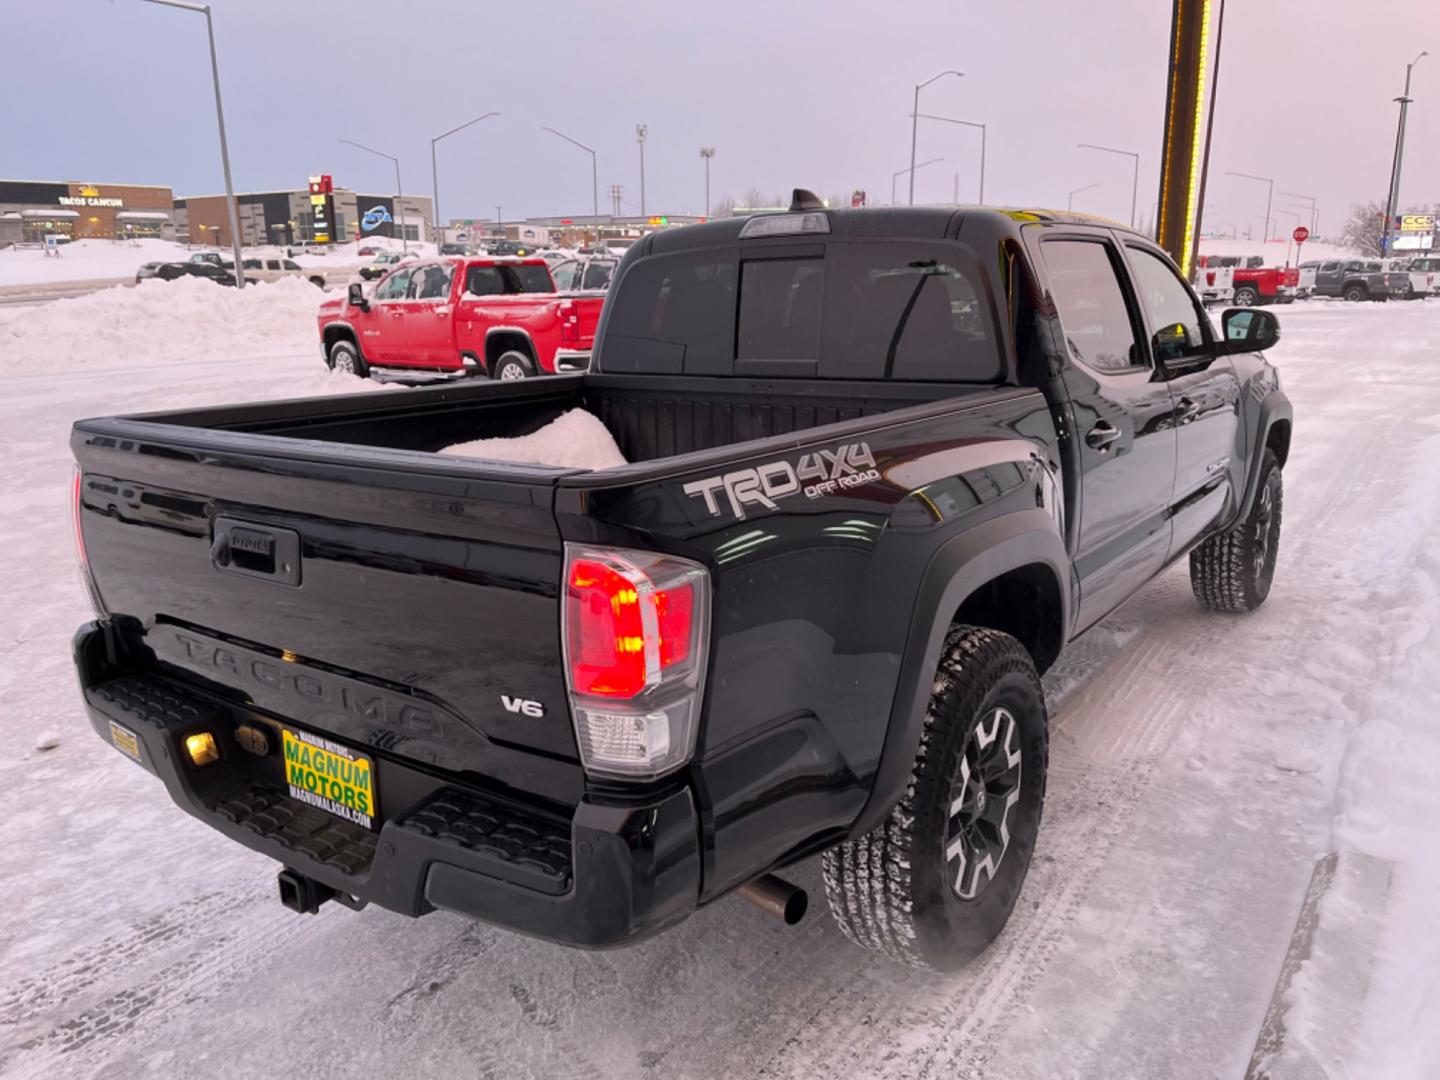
[562, 544, 709, 780]
[559, 300, 580, 345]
[71, 465, 104, 615]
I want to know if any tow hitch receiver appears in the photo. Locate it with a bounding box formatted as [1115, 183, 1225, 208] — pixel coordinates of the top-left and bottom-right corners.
[277, 869, 367, 914]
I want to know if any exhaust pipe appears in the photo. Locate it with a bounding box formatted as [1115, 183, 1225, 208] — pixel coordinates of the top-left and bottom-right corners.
[736, 873, 808, 925]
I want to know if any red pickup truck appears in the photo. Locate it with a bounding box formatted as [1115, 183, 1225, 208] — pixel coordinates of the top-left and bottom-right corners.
[317, 256, 604, 381]
[1201, 255, 1298, 307]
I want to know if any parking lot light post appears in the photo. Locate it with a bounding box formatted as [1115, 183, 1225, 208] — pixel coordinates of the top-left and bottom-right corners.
[542, 127, 599, 229]
[893, 157, 945, 206]
[1382, 51, 1427, 255]
[1281, 190, 1318, 236]
[1077, 143, 1140, 227]
[432, 112, 498, 249]
[636, 124, 648, 218]
[909, 70, 964, 205]
[140, 0, 244, 285]
[340, 139, 407, 252]
[1276, 209, 1302, 265]
[1068, 183, 1101, 211]
[1226, 171, 1275, 243]
[700, 147, 716, 217]
[915, 114, 985, 204]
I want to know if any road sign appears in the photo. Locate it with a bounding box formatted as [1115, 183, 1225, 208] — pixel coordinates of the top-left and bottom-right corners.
[1292, 226, 1309, 243]
[1399, 214, 1434, 232]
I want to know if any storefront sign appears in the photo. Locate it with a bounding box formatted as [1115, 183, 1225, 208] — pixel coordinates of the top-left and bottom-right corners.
[58, 195, 123, 207]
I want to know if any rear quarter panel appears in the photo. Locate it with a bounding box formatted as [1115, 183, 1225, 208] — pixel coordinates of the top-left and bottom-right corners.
[557, 388, 1063, 900]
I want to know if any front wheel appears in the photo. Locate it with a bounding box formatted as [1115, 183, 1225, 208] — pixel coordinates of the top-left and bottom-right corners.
[328, 339, 368, 379]
[822, 626, 1048, 972]
[1190, 448, 1282, 612]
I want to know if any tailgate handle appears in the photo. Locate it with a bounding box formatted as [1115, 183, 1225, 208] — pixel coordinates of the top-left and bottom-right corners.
[211, 519, 302, 586]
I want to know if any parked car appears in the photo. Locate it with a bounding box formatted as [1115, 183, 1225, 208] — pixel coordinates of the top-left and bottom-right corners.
[547, 256, 618, 292]
[187, 252, 228, 267]
[318, 256, 604, 380]
[240, 256, 328, 288]
[1310, 259, 1409, 302]
[357, 251, 420, 281]
[135, 261, 236, 286]
[1383, 257, 1436, 300]
[439, 242, 470, 256]
[72, 197, 1291, 970]
[487, 239, 533, 257]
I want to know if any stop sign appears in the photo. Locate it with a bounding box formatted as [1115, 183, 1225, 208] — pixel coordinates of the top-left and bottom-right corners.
[1293, 226, 1310, 243]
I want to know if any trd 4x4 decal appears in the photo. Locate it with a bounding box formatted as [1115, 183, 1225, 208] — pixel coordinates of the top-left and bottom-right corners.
[682, 443, 881, 520]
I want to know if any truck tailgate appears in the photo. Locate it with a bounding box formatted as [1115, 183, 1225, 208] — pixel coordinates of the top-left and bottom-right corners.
[72, 420, 583, 804]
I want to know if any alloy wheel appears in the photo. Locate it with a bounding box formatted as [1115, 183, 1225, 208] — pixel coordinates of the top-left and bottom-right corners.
[944, 707, 1023, 900]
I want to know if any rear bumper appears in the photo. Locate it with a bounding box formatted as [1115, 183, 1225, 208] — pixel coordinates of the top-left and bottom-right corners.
[552, 349, 591, 373]
[73, 620, 701, 948]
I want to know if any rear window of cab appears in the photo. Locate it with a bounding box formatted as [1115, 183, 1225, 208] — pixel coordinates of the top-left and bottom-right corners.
[599, 241, 1001, 382]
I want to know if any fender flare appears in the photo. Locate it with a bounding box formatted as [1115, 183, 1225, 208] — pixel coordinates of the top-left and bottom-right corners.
[849, 509, 1072, 839]
[1232, 389, 1293, 526]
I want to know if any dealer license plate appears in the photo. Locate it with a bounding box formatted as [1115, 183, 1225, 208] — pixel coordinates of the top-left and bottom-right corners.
[280, 727, 378, 830]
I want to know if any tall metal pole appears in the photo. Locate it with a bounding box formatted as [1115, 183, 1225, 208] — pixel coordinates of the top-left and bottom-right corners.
[636, 124, 648, 217]
[1281, 190, 1317, 236]
[893, 157, 945, 205]
[1068, 183, 1100, 211]
[142, 0, 245, 284]
[979, 123, 986, 205]
[908, 70, 964, 205]
[432, 111, 499, 247]
[1226, 171, 1275, 242]
[700, 147, 715, 217]
[1078, 144, 1141, 227]
[915, 114, 984, 203]
[340, 138, 408, 252]
[1382, 52, 1427, 256]
[542, 127, 599, 228]
[1187, 0, 1226, 276]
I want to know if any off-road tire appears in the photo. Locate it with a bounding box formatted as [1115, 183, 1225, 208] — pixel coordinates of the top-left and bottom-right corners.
[822, 626, 1048, 973]
[1233, 285, 1259, 307]
[1343, 284, 1367, 302]
[491, 351, 533, 381]
[328, 338, 368, 378]
[1190, 448, 1283, 612]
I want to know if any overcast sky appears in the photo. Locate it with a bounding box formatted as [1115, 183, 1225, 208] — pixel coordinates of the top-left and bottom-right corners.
[6, 0, 1437, 237]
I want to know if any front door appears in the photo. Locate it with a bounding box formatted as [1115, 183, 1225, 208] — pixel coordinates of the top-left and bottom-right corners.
[1121, 242, 1242, 560]
[404, 262, 458, 367]
[365, 266, 415, 363]
[1033, 231, 1178, 632]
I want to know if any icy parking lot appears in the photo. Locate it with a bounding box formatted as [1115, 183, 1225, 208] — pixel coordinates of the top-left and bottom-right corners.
[1, 289, 1438, 1079]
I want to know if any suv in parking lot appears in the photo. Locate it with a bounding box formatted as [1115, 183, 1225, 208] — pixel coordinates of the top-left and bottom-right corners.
[72, 196, 1292, 971]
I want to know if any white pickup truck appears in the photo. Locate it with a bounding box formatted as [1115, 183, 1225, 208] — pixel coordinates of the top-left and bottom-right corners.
[187, 252, 331, 289]
[1385, 257, 1437, 300]
[1192, 262, 1235, 306]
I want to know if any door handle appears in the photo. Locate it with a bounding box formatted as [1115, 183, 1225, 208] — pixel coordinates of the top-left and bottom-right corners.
[1175, 397, 1200, 422]
[1085, 422, 1121, 450]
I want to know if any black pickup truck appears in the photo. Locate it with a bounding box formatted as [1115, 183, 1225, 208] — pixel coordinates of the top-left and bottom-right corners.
[70, 196, 1293, 972]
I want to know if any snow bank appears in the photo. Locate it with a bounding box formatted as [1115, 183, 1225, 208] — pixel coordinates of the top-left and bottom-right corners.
[0, 276, 323, 372]
[442, 409, 627, 470]
[0, 237, 197, 287]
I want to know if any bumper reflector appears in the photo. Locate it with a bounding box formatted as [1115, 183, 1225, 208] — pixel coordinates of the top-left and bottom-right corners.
[184, 731, 220, 767]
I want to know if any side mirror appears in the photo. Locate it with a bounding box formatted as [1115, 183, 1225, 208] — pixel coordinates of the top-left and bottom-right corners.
[1221, 308, 1279, 353]
[347, 282, 369, 312]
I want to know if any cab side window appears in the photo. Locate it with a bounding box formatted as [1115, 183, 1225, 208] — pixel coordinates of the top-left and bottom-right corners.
[1125, 246, 1210, 363]
[375, 268, 413, 300]
[1040, 239, 1142, 374]
[414, 264, 454, 300]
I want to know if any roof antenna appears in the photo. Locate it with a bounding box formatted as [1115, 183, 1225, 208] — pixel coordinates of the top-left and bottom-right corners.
[789, 188, 825, 211]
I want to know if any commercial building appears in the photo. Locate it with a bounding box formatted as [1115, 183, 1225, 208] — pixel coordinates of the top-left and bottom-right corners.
[0, 179, 177, 245]
[447, 212, 706, 249]
[175, 189, 433, 248]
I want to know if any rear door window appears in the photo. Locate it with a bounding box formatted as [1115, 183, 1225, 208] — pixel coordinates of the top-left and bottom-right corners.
[737, 257, 825, 371]
[581, 261, 615, 290]
[501, 264, 554, 293]
[549, 261, 578, 290]
[1040, 239, 1144, 374]
[601, 250, 739, 374]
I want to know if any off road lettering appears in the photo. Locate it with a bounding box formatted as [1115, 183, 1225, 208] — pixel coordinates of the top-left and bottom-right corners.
[682, 443, 879, 520]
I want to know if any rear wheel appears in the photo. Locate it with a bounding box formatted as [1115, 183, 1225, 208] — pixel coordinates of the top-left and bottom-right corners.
[328, 339, 368, 379]
[822, 626, 1048, 972]
[1190, 448, 1282, 612]
[1233, 285, 1259, 307]
[1343, 284, 1367, 302]
[491, 351, 533, 381]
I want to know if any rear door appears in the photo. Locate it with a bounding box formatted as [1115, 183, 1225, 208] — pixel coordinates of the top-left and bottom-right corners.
[402, 262, 459, 367]
[1121, 241, 1241, 559]
[1031, 230, 1178, 631]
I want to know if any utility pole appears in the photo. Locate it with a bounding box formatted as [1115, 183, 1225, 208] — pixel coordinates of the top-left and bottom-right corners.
[1382, 51, 1428, 256]
[636, 124, 648, 217]
[699, 147, 715, 217]
[908, 70, 964, 205]
[609, 184, 623, 217]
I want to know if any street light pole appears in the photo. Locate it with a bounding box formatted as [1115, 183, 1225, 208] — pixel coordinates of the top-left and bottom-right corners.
[1280, 190, 1318, 235]
[542, 127, 599, 231]
[914, 114, 985, 203]
[636, 124, 648, 218]
[340, 138, 407, 252]
[893, 157, 945, 205]
[141, 0, 244, 284]
[1226, 171, 1274, 242]
[908, 70, 964, 205]
[1068, 183, 1101, 211]
[1077, 143, 1140, 227]
[432, 111, 498, 248]
[699, 147, 715, 217]
[1382, 51, 1428, 256]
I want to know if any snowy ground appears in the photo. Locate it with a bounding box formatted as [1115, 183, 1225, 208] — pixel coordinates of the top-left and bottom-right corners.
[0, 288, 1438, 1078]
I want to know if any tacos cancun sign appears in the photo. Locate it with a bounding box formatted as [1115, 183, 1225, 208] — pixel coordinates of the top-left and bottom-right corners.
[58, 185, 122, 208]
